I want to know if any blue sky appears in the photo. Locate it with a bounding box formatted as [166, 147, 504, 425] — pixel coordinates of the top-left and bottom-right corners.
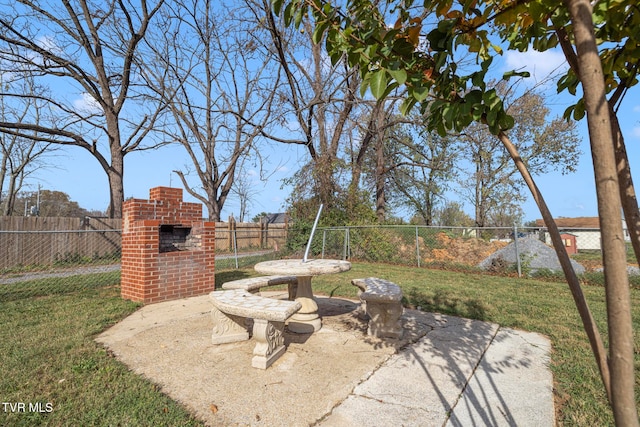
[495, 48, 640, 222]
[30, 48, 640, 223]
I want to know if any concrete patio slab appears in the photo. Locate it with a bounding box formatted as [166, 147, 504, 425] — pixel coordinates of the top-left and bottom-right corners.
[445, 328, 554, 426]
[96, 292, 554, 426]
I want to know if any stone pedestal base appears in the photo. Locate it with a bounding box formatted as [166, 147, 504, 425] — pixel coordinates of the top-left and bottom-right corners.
[251, 319, 286, 369]
[287, 276, 322, 333]
[365, 302, 403, 339]
[288, 316, 322, 334]
[211, 307, 249, 344]
[352, 277, 404, 339]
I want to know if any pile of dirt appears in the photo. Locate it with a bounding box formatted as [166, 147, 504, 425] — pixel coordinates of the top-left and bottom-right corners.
[423, 232, 509, 265]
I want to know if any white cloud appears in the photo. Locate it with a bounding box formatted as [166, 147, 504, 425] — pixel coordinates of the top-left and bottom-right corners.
[504, 49, 569, 83]
[633, 105, 640, 113]
[633, 127, 640, 139]
[73, 92, 102, 114]
[36, 35, 63, 55]
[0, 70, 19, 85]
[21, 36, 64, 66]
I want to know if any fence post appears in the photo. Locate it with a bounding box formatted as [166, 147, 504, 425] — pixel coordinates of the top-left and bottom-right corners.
[415, 226, 421, 267]
[284, 213, 289, 245]
[514, 223, 521, 277]
[343, 227, 348, 260]
[228, 216, 236, 252]
[233, 229, 239, 269]
[322, 229, 326, 259]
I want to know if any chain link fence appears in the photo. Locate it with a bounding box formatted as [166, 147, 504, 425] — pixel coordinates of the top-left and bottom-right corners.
[214, 229, 282, 270]
[301, 225, 636, 287]
[0, 228, 122, 301]
[3, 221, 636, 301]
[0, 224, 284, 302]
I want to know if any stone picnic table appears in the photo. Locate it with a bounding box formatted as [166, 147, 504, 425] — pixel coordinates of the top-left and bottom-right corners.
[254, 258, 351, 333]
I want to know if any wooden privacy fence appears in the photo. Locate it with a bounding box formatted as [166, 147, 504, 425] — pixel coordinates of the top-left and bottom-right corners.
[0, 217, 288, 270]
[0, 217, 122, 270]
[215, 220, 288, 253]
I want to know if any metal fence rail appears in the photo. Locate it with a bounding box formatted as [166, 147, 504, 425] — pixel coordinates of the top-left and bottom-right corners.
[0, 226, 282, 301]
[313, 225, 523, 265]
[307, 225, 617, 284]
[1, 222, 626, 301]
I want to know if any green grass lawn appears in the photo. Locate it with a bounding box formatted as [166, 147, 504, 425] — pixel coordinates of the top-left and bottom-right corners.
[1, 263, 638, 425]
[0, 284, 205, 426]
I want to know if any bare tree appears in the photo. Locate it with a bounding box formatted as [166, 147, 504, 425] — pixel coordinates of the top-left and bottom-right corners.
[0, 0, 166, 218]
[348, 99, 412, 223]
[141, 0, 280, 221]
[268, 2, 436, 223]
[385, 124, 460, 226]
[230, 167, 259, 223]
[457, 83, 580, 228]
[262, 2, 363, 211]
[0, 75, 56, 215]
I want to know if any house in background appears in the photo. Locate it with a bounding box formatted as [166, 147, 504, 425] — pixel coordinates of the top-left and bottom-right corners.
[534, 216, 630, 252]
[261, 212, 289, 224]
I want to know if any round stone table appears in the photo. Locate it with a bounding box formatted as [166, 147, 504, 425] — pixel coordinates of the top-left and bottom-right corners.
[254, 259, 351, 333]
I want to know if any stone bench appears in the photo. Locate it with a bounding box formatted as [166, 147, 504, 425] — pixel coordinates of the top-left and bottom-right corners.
[351, 277, 404, 339]
[221, 275, 298, 300]
[210, 289, 301, 369]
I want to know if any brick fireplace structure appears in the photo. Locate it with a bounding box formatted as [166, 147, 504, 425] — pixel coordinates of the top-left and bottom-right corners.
[121, 187, 215, 304]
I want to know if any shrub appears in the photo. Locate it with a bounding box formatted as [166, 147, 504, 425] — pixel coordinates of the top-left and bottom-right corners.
[348, 228, 401, 263]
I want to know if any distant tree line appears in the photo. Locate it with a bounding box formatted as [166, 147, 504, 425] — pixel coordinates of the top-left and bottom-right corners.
[1, 189, 104, 218]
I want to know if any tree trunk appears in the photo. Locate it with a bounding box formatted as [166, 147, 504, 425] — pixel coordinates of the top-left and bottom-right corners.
[106, 152, 125, 219]
[498, 130, 611, 400]
[610, 108, 640, 266]
[564, 0, 638, 423]
[424, 171, 436, 226]
[473, 155, 485, 236]
[315, 154, 337, 208]
[3, 173, 18, 216]
[348, 101, 383, 205]
[209, 204, 221, 222]
[557, 25, 640, 269]
[0, 154, 6, 211]
[375, 125, 386, 223]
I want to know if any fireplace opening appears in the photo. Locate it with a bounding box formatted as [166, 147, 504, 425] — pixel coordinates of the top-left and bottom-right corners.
[159, 224, 194, 253]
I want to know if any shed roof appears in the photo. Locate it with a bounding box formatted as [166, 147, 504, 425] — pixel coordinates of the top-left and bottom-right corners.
[535, 217, 600, 228]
